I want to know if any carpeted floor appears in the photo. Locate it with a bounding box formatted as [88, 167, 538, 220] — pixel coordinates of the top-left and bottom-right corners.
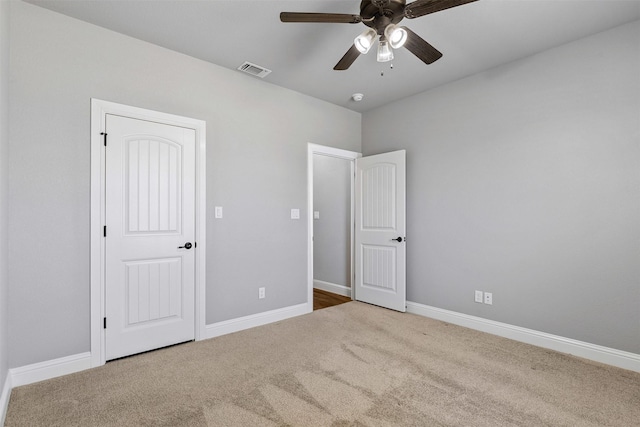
[6, 302, 640, 426]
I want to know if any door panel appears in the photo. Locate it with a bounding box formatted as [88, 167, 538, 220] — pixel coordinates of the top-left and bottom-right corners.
[355, 150, 406, 312]
[106, 115, 195, 360]
[362, 163, 397, 230]
[362, 245, 396, 292]
[124, 258, 182, 325]
[126, 138, 181, 234]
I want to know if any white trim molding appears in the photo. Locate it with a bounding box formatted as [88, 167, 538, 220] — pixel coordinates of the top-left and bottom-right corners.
[0, 373, 11, 426]
[1, 352, 93, 422]
[313, 280, 352, 298]
[204, 303, 310, 340]
[406, 301, 640, 373]
[90, 99, 206, 367]
[9, 352, 92, 388]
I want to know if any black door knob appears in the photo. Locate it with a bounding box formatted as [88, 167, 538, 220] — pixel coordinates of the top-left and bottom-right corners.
[392, 237, 403, 243]
[179, 242, 193, 249]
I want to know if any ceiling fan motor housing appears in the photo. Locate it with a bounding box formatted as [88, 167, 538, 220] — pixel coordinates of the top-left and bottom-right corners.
[361, 0, 406, 34]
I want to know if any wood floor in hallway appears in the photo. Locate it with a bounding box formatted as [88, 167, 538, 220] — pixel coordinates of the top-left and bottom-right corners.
[313, 288, 351, 311]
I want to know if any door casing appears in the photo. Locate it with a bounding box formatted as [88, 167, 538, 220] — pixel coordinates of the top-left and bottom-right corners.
[90, 99, 206, 367]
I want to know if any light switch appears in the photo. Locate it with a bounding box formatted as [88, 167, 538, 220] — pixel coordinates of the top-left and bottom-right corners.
[313, 211, 320, 220]
[291, 209, 300, 220]
[215, 206, 223, 219]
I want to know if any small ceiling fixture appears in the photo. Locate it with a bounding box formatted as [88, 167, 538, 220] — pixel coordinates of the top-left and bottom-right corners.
[351, 93, 364, 102]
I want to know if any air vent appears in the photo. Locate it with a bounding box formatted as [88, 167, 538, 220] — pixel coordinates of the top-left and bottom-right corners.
[237, 61, 272, 79]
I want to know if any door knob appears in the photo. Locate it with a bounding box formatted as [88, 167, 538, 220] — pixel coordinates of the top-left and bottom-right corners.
[391, 237, 403, 243]
[178, 242, 193, 249]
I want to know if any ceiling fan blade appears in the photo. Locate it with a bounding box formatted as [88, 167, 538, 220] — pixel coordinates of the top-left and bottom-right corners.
[334, 45, 361, 70]
[403, 28, 443, 64]
[404, 0, 478, 19]
[280, 12, 361, 24]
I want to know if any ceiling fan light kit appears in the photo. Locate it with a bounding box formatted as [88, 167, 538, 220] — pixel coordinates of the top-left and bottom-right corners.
[355, 28, 377, 54]
[377, 39, 394, 62]
[280, 0, 478, 70]
[385, 24, 408, 49]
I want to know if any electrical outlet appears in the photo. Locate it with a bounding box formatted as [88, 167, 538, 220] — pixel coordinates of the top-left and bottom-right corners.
[484, 292, 493, 305]
[474, 290, 483, 303]
[259, 287, 265, 299]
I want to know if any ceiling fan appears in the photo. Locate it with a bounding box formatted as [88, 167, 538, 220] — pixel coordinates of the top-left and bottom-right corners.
[280, 0, 478, 70]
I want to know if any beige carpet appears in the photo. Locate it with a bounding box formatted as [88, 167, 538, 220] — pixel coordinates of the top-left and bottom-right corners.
[6, 302, 640, 426]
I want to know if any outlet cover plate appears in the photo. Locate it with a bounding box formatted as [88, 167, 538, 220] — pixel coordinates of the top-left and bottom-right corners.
[474, 290, 483, 303]
[484, 292, 493, 305]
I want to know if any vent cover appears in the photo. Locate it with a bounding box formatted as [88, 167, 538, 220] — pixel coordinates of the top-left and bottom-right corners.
[237, 61, 272, 78]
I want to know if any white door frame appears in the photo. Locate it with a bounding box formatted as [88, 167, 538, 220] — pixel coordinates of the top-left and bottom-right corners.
[90, 99, 206, 367]
[307, 143, 361, 308]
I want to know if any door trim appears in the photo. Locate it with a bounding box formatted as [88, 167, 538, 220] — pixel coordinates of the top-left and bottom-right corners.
[307, 143, 361, 309]
[90, 99, 206, 367]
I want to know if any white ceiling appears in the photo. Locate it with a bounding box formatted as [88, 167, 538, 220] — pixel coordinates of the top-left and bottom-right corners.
[25, 0, 640, 113]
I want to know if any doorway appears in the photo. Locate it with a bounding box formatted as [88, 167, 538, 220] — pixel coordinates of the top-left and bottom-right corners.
[90, 99, 207, 366]
[307, 144, 407, 313]
[307, 144, 360, 309]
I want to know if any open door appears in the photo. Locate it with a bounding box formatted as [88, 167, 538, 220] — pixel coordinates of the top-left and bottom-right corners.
[354, 150, 406, 312]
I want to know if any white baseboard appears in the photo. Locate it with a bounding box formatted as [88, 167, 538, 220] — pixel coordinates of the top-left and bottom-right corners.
[406, 301, 640, 373]
[313, 280, 352, 298]
[203, 303, 311, 340]
[0, 373, 11, 426]
[9, 352, 92, 388]
[6, 303, 311, 392]
[1, 351, 92, 422]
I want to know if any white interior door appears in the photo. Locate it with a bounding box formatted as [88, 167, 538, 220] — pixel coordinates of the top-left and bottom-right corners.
[105, 114, 196, 360]
[354, 150, 406, 312]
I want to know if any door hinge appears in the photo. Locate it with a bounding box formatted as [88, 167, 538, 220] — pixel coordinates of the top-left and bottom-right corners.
[103, 317, 107, 329]
[100, 132, 107, 146]
[103, 225, 106, 237]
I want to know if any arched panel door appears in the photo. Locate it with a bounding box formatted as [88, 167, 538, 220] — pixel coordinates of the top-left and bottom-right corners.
[355, 150, 406, 312]
[105, 114, 196, 360]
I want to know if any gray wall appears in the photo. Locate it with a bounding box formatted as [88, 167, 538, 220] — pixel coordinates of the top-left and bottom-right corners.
[362, 21, 640, 354]
[8, 1, 361, 368]
[313, 155, 352, 288]
[0, 0, 10, 390]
